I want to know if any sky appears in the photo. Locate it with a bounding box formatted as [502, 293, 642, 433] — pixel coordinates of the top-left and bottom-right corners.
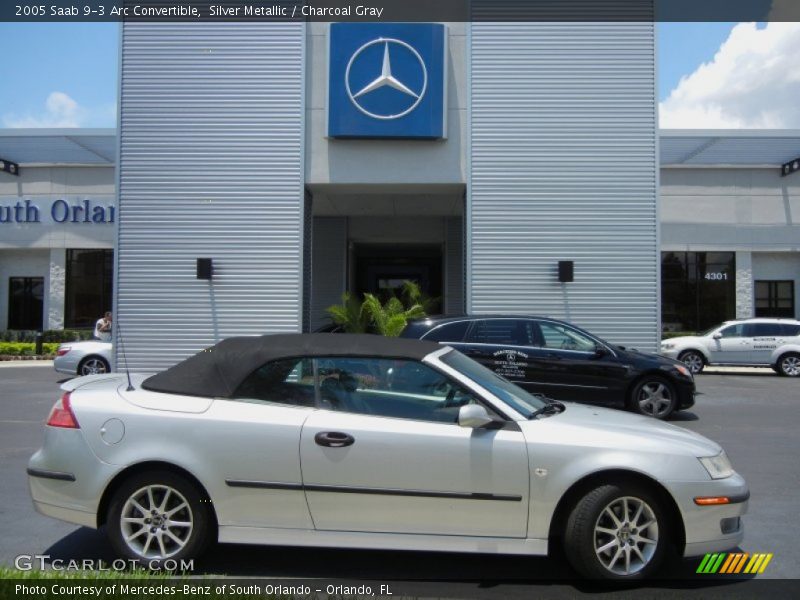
[0, 21, 798, 129]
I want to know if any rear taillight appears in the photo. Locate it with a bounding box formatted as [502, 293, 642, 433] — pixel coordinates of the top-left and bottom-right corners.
[46, 392, 80, 429]
[56, 346, 71, 357]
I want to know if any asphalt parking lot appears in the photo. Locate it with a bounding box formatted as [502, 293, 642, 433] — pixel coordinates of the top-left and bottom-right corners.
[0, 363, 797, 594]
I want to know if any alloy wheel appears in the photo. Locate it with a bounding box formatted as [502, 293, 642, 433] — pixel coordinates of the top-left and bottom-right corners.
[681, 352, 704, 374]
[120, 485, 194, 560]
[637, 382, 673, 418]
[781, 355, 800, 377]
[81, 358, 108, 375]
[594, 496, 659, 576]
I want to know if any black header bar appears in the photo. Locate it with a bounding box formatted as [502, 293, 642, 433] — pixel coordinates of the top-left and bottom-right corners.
[3, 1, 800, 23]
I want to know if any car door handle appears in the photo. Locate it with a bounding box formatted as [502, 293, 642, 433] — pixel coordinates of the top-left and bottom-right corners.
[545, 352, 562, 360]
[314, 431, 355, 448]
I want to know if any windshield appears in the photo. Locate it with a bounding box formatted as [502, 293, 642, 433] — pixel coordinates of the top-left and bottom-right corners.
[441, 350, 546, 418]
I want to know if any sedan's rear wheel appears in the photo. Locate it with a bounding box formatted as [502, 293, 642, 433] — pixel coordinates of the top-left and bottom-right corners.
[107, 471, 212, 566]
[777, 353, 800, 377]
[629, 377, 677, 420]
[564, 484, 669, 580]
[678, 350, 705, 375]
[79, 356, 110, 376]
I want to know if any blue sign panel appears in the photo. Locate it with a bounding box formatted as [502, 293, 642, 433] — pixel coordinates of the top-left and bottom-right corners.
[328, 23, 446, 139]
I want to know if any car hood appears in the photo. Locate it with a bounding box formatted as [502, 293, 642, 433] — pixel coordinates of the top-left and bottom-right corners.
[659, 336, 701, 346]
[617, 345, 687, 367]
[521, 402, 720, 458]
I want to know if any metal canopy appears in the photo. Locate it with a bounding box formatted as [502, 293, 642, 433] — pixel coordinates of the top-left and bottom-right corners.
[0, 129, 116, 165]
[660, 130, 800, 167]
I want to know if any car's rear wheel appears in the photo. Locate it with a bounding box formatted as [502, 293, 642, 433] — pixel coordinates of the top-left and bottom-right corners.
[79, 356, 110, 376]
[107, 470, 213, 566]
[777, 353, 800, 377]
[678, 350, 705, 375]
[564, 483, 669, 580]
[628, 377, 677, 419]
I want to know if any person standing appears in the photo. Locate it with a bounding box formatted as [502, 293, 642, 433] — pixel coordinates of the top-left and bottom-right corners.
[94, 311, 112, 342]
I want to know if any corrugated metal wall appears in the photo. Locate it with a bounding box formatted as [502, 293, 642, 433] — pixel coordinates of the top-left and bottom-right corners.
[116, 23, 305, 371]
[468, 22, 659, 351]
[310, 217, 347, 331]
[445, 216, 465, 315]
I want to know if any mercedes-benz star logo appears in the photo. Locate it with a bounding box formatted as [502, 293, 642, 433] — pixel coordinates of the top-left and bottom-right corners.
[345, 37, 428, 120]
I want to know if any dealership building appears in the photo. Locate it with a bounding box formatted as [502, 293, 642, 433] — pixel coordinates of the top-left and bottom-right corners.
[0, 22, 798, 370]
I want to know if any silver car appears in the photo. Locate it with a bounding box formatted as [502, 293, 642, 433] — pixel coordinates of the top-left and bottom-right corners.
[29, 334, 748, 580]
[54, 340, 113, 376]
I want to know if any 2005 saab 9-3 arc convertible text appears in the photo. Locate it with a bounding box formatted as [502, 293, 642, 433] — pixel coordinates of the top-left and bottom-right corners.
[28, 334, 748, 580]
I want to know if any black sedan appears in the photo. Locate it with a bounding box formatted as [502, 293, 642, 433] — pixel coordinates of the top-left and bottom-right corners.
[401, 315, 695, 419]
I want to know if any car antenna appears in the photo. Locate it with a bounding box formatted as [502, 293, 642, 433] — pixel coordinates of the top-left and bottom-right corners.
[114, 316, 135, 391]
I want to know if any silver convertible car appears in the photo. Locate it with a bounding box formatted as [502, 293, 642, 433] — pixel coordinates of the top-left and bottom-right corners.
[28, 334, 748, 580]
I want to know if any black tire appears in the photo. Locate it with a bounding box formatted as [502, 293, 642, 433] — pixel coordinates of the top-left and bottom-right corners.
[776, 353, 800, 377]
[627, 376, 678, 420]
[563, 483, 670, 580]
[107, 470, 213, 567]
[678, 350, 705, 375]
[78, 355, 110, 376]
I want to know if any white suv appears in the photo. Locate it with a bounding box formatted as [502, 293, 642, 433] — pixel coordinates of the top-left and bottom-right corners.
[660, 318, 800, 377]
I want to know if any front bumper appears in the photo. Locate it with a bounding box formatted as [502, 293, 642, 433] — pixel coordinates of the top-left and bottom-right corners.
[666, 472, 749, 557]
[660, 348, 682, 361]
[675, 378, 696, 410]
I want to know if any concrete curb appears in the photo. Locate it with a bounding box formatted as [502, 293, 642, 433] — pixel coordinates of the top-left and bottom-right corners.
[702, 366, 775, 375]
[0, 360, 54, 368]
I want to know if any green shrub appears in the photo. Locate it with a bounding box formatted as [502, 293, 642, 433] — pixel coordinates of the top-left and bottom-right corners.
[0, 329, 93, 343]
[0, 342, 59, 356]
[661, 331, 696, 340]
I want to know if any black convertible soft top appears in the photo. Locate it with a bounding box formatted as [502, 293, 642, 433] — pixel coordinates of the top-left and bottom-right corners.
[141, 333, 444, 398]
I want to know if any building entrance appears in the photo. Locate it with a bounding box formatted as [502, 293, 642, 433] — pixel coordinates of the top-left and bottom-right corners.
[352, 244, 443, 313]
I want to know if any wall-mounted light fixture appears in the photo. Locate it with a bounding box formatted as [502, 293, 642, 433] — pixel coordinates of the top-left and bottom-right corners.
[781, 158, 800, 177]
[197, 258, 213, 280]
[558, 261, 574, 283]
[0, 158, 19, 176]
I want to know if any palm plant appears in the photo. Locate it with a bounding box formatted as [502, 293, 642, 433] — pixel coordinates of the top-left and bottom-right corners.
[325, 292, 371, 333]
[362, 293, 426, 337]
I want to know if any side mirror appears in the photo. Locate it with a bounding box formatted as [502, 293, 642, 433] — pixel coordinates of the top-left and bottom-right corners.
[458, 404, 495, 429]
[593, 345, 609, 358]
[712, 332, 722, 340]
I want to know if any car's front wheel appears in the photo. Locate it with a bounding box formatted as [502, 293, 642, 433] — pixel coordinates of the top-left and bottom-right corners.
[107, 470, 213, 566]
[628, 377, 677, 419]
[776, 353, 800, 377]
[678, 350, 705, 375]
[564, 483, 669, 580]
[79, 356, 110, 376]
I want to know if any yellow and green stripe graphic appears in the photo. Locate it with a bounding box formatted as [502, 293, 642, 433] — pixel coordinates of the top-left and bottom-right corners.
[696, 552, 773, 574]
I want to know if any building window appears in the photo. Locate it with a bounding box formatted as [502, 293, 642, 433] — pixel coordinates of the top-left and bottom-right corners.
[755, 280, 795, 318]
[65, 249, 114, 329]
[661, 252, 736, 333]
[8, 277, 44, 330]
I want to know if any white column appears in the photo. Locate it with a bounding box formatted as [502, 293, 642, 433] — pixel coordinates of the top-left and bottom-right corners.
[735, 251, 753, 319]
[48, 248, 66, 330]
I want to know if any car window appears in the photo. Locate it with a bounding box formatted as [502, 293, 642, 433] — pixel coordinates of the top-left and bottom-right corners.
[718, 324, 744, 338]
[232, 358, 316, 407]
[538, 321, 597, 352]
[780, 324, 800, 337]
[315, 356, 498, 424]
[467, 319, 532, 346]
[743, 323, 783, 337]
[423, 321, 470, 343]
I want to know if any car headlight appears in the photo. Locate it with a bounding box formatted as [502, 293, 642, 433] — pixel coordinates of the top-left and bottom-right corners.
[673, 364, 692, 379]
[661, 342, 675, 350]
[698, 452, 735, 480]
